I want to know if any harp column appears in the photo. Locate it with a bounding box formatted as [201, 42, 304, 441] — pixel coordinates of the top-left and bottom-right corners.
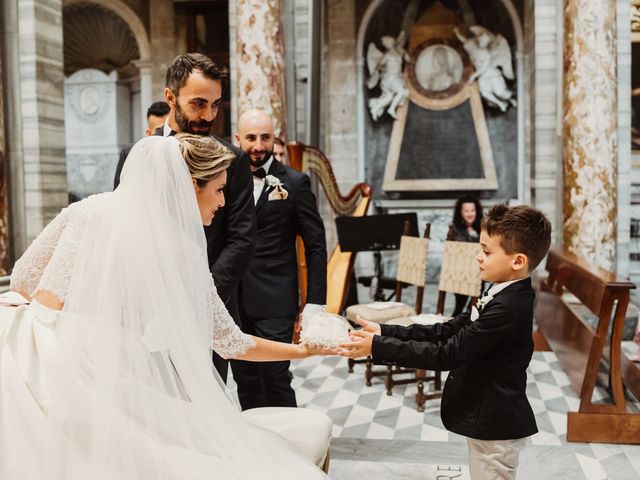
[233, 0, 287, 138]
[562, 0, 618, 270]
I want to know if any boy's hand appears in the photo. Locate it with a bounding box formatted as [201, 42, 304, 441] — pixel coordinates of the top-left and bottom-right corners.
[355, 315, 381, 336]
[338, 330, 374, 359]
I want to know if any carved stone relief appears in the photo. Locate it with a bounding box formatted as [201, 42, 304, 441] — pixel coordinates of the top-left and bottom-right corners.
[64, 69, 131, 200]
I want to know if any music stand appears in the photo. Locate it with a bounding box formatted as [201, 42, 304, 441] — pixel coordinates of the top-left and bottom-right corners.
[336, 213, 419, 301]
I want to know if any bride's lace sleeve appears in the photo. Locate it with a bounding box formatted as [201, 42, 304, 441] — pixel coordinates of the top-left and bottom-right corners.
[207, 276, 256, 358]
[10, 207, 70, 297]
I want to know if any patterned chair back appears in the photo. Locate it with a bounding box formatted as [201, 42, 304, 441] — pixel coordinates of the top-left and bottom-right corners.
[396, 236, 430, 287]
[438, 241, 482, 297]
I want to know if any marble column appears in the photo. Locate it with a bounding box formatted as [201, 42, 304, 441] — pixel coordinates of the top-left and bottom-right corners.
[562, 0, 618, 270]
[0, 59, 9, 275]
[234, 0, 287, 138]
[136, 61, 154, 133]
[149, 0, 178, 100]
[17, 0, 68, 246]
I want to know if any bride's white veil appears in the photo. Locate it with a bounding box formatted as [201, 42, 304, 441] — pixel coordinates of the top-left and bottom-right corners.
[41, 136, 325, 479]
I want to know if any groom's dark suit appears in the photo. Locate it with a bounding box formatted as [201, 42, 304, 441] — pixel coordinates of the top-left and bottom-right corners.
[231, 158, 326, 410]
[114, 129, 256, 382]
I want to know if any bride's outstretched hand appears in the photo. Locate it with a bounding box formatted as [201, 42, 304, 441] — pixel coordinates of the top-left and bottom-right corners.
[300, 343, 340, 356]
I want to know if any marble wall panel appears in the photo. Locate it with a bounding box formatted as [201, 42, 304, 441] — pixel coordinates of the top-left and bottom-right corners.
[530, 0, 561, 247]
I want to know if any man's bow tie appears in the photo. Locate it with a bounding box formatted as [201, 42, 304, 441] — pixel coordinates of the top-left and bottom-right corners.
[252, 168, 267, 179]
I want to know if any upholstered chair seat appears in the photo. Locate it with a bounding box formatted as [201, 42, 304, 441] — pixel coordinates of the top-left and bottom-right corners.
[242, 407, 333, 473]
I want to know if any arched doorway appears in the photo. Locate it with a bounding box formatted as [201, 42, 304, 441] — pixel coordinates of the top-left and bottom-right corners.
[62, 1, 149, 199]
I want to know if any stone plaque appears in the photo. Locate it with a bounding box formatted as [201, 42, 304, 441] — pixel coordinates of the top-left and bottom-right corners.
[395, 100, 483, 180]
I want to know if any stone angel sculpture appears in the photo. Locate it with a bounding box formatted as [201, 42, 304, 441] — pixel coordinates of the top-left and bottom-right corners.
[633, 0, 640, 32]
[454, 26, 516, 112]
[366, 31, 410, 121]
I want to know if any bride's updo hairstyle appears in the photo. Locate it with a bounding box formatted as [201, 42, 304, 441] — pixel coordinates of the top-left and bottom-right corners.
[175, 133, 234, 187]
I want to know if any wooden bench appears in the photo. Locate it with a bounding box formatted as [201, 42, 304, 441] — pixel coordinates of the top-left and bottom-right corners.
[534, 248, 640, 444]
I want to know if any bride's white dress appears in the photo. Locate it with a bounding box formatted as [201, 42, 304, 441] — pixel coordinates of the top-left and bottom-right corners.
[0, 137, 327, 479]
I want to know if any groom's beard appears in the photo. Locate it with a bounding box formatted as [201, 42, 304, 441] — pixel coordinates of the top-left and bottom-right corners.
[174, 100, 213, 135]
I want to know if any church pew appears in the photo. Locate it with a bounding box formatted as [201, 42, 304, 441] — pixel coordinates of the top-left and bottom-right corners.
[534, 248, 640, 444]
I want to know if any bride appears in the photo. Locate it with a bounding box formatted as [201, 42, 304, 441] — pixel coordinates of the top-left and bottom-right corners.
[0, 134, 330, 479]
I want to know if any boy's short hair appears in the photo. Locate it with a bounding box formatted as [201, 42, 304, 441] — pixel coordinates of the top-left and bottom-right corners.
[273, 137, 285, 147]
[482, 204, 552, 271]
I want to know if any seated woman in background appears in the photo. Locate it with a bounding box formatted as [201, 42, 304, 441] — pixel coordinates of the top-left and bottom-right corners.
[446, 195, 484, 316]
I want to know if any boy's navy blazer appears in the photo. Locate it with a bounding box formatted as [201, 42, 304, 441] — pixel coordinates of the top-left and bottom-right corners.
[372, 278, 538, 440]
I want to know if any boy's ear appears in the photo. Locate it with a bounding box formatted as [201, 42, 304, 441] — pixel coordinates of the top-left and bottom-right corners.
[512, 253, 528, 271]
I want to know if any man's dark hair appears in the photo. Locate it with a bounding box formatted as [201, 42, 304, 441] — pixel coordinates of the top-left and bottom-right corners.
[165, 53, 224, 95]
[273, 137, 285, 147]
[482, 204, 552, 271]
[453, 194, 483, 234]
[146, 101, 170, 119]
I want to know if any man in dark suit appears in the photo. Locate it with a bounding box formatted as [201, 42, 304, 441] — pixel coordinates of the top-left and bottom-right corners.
[230, 109, 327, 410]
[113, 54, 256, 383]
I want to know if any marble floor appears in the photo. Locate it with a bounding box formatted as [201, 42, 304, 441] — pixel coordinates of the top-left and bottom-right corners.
[285, 342, 640, 480]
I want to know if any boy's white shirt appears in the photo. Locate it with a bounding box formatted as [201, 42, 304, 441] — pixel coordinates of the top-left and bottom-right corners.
[470, 278, 528, 321]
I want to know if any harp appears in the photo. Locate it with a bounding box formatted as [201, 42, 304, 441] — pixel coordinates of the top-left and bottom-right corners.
[287, 142, 372, 314]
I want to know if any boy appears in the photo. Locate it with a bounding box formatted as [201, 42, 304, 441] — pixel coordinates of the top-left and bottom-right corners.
[340, 204, 552, 480]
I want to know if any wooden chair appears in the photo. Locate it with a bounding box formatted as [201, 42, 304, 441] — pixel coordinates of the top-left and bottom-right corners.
[435, 240, 483, 315]
[382, 240, 482, 411]
[344, 223, 431, 387]
[534, 248, 640, 444]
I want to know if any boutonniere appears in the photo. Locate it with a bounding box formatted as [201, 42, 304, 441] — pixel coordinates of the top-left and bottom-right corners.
[476, 294, 494, 311]
[265, 174, 288, 200]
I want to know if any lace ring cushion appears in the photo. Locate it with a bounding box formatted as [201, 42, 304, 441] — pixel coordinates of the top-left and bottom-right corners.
[345, 235, 429, 324]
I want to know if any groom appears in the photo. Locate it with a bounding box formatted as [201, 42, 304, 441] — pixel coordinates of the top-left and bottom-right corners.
[113, 54, 256, 382]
